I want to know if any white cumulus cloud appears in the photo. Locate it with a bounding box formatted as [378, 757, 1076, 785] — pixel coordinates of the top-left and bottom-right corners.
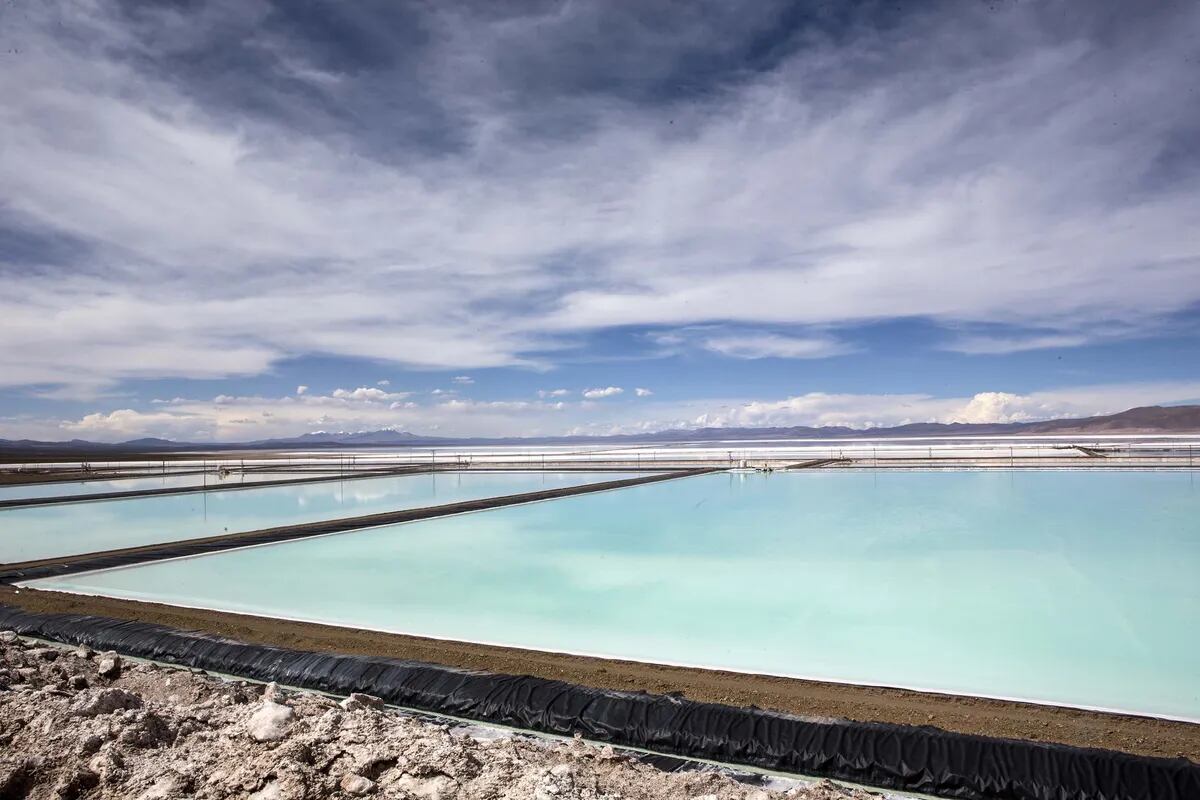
[25, 379, 1200, 443]
[582, 386, 624, 399]
[330, 387, 410, 402]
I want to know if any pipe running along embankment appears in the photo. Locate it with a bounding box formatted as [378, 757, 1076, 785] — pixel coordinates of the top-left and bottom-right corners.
[0, 469, 714, 580]
[0, 605, 1194, 800]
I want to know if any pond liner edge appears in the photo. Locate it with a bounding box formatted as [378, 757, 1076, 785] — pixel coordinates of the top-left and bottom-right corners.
[0, 605, 1195, 800]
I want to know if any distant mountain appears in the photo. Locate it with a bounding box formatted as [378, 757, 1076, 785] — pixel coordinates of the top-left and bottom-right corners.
[1, 405, 1198, 453]
[1022, 405, 1200, 433]
[256, 430, 428, 446]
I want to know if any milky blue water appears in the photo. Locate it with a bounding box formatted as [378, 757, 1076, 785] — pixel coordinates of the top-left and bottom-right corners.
[0, 471, 643, 562]
[0, 471, 351, 502]
[29, 470, 1200, 719]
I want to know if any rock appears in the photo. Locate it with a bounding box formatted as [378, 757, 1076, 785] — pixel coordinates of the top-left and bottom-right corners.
[138, 771, 191, 799]
[74, 644, 93, 659]
[0, 758, 39, 797]
[70, 687, 144, 717]
[0, 630, 875, 800]
[52, 766, 99, 799]
[248, 781, 283, 800]
[97, 651, 122, 678]
[247, 700, 295, 742]
[76, 734, 104, 757]
[28, 647, 60, 662]
[396, 775, 456, 800]
[340, 773, 377, 795]
[118, 710, 175, 748]
[0, 630, 17, 644]
[340, 692, 385, 711]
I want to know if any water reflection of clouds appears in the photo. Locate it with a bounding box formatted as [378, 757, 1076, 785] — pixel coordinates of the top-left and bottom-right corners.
[2, 472, 644, 562]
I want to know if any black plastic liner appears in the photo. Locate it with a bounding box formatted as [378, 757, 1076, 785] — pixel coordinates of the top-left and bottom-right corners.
[1, 470, 709, 579]
[0, 605, 1194, 800]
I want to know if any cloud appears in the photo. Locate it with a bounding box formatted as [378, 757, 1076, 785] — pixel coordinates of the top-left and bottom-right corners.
[62, 409, 208, 441]
[330, 386, 410, 402]
[943, 333, 1091, 355]
[22, 378, 1200, 443]
[52, 389, 570, 442]
[945, 392, 1053, 424]
[538, 389, 570, 398]
[0, 2, 1197, 394]
[296, 385, 308, 395]
[634, 387, 653, 397]
[451, 375, 474, 384]
[376, 379, 390, 386]
[702, 334, 853, 360]
[673, 381, 1200, 431]
[582, 386, 624, 399]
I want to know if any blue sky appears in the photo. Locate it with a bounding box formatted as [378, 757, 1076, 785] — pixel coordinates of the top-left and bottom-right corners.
[1, 1, 1199, 441]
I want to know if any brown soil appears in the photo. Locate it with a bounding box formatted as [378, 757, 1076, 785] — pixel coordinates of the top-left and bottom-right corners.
[3, 585, 1195, 764]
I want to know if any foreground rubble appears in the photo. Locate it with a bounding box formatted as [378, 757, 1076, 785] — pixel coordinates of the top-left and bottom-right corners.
[0, 634, 872, 800]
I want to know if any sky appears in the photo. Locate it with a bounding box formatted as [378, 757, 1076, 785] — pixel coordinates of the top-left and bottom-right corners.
[1, 0, 1199, 442]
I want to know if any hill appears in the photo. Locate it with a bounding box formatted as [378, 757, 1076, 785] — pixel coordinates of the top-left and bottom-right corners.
[1, 405, 1197, 453]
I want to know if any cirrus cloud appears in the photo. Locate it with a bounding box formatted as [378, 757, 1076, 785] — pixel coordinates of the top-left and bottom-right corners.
[702, 334, 855, 360]
[0, 0, 1197, 397]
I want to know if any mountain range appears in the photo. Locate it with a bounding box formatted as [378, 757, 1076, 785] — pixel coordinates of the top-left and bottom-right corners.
[1, 405, 1198, 453]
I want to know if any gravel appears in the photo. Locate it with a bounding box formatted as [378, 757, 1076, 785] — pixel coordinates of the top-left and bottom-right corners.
[0, 633, 874, 800]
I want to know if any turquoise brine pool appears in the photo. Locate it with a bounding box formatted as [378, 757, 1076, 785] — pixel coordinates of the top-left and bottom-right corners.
[0, 471, 644, 562]
[28, 470, 1200, 719]
[0, 471, 353, 502]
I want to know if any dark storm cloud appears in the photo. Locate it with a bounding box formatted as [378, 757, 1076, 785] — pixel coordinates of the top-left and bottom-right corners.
[72, 1, 917, 159]
[0, 0, 1198, 398]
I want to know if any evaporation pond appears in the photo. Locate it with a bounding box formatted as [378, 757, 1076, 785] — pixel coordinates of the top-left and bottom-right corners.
[0, 471, 645, 562]
[30, 470, 1200, 719]
[0, 471, 354, 502]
